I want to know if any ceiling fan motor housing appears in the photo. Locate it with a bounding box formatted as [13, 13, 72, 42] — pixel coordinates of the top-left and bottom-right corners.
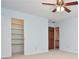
[57, 0, 64, 6]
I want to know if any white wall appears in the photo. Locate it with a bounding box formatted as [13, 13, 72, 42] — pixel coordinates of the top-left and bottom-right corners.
[24, 13, 48, 55]
[48, 20, 59, 27]
[1, 16, 12, 58]
[58, 18, 78, 53]
[48, 22, 55, 27]
[1, 8, 48, 58]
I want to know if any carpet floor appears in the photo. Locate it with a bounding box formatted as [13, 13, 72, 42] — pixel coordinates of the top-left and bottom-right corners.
[7, 50, 78, 59]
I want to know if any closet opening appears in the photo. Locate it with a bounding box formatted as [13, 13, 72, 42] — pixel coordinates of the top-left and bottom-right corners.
[48, 27, 59, 50]
[11, 18, 24, 56]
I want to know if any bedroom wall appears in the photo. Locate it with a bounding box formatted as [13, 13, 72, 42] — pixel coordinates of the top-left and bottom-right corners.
[48, 20, 59, 27]
[58, 17, 78, 53]
[1, 8, 48, 58]
[1, 16, 12, 58]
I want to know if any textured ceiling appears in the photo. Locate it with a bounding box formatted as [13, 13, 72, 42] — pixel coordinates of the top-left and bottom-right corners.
[1, 0, 78, 21]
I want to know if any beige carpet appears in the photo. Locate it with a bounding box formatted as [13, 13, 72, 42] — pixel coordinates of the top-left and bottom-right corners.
[7, 50, 78, 59]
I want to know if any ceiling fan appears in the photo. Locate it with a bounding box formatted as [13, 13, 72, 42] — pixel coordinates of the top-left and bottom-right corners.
[42, 0, 78, 13]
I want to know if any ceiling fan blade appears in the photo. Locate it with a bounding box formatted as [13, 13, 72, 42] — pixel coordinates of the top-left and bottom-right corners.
[64, 7, 71, 13]
[52, 8, 57, 12]
[42, 3, 55, 5]
[64, 1, 78, 6]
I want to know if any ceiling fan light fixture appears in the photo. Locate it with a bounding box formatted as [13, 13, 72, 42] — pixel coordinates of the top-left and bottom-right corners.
[57, 6, 61, 12]
[57, 6, 64, 12]
[61, 6, 64, 12]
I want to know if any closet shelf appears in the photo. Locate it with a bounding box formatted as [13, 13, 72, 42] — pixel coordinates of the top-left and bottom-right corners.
[12, 44, 24, 45]
[12, 38, 24, 40]
[11, 23, 24, 26]
[12, 33, 24, 35]
[11, 28, 24, 30]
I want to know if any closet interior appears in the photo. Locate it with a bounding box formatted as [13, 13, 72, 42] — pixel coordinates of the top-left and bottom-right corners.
[11, 18, 24, 55]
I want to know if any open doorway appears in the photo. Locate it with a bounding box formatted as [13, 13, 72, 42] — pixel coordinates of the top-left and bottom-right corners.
[11, 18, 24, 55]
[48, 27, 59, 50]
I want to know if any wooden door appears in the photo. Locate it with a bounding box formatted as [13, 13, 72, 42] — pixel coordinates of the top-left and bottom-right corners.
[48, 27, 54, 49]
[55, 27, 59, 49]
